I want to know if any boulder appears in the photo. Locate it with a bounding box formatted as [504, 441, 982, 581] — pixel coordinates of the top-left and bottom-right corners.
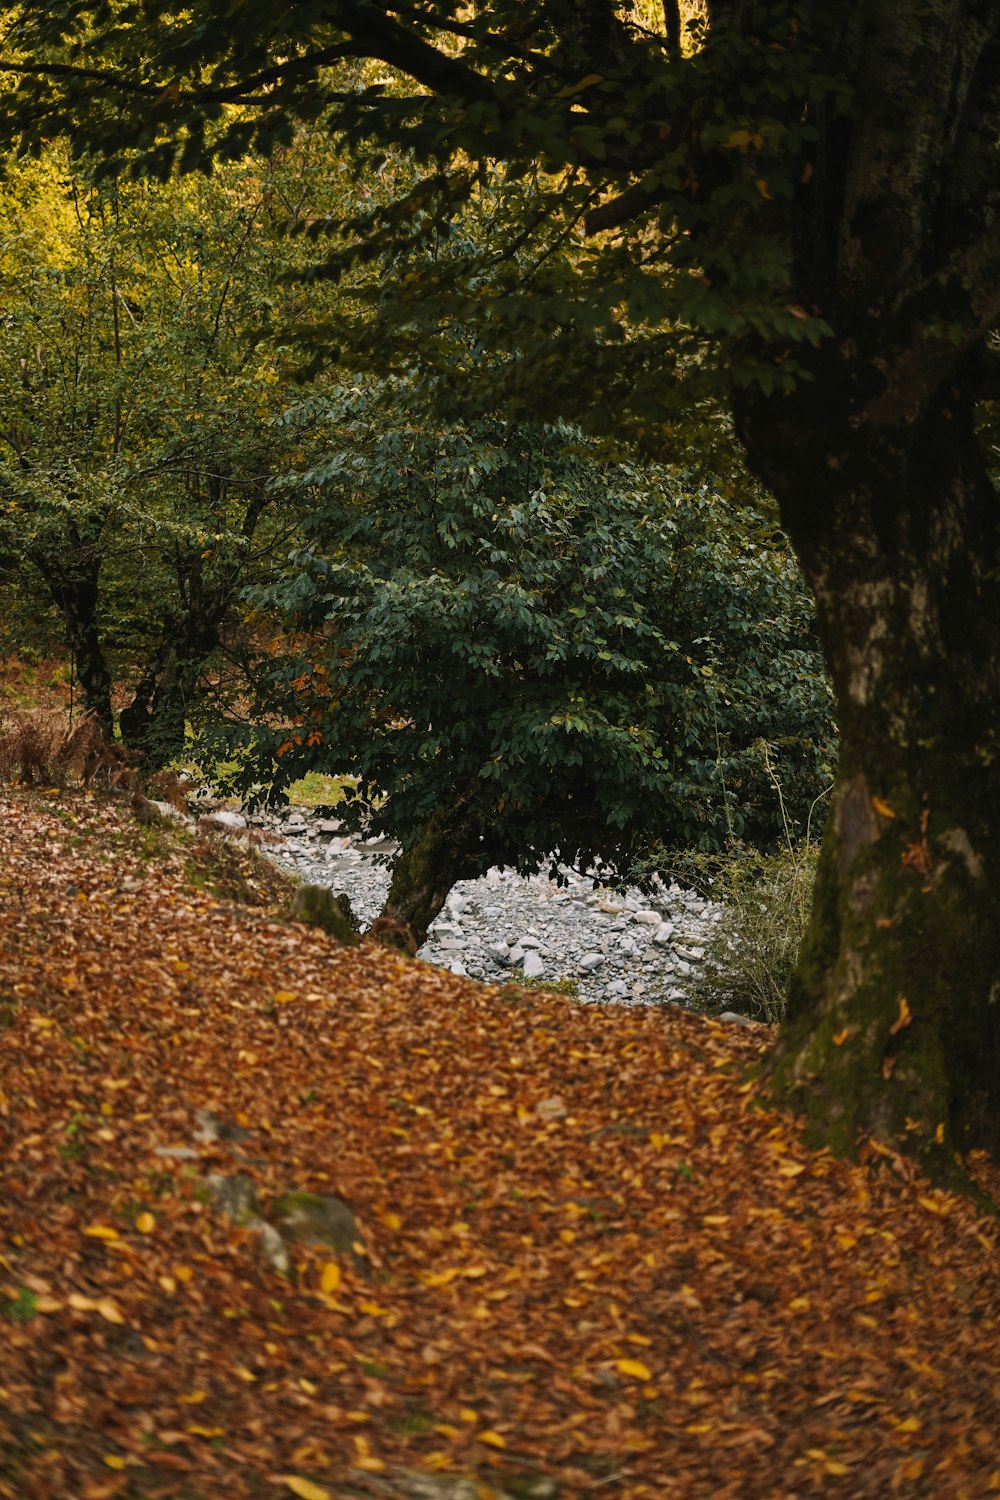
[290, 884, 360, 944]
[270, 1190, 368, 1270]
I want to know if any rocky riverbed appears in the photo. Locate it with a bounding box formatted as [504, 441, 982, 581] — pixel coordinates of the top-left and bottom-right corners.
[200, 800, 726, 1007]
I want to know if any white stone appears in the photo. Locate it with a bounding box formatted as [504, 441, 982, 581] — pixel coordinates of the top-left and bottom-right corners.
[522, 951, 545, 979]
[631, 910, 661, 925]
[652, 923, 674, 945]
[449, 961, 468, 977]
[201, 809, 247, 830]
[579, 953, 604, 971]
[507, 946, 525, 966]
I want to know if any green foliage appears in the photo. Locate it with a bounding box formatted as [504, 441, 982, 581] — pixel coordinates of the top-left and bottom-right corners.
[0, 143, 343, 760]
[682, 843, 820, 1025]
[0, 2, 841, 447]
[210, 385, 834, 885]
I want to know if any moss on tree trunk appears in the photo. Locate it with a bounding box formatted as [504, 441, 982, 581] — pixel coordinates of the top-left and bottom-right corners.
[368, 796, 484, 954]
[740, 374, 1000, 1176]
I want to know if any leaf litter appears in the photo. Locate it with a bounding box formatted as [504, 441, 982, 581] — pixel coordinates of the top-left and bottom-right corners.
[0, 790, 998, 1499]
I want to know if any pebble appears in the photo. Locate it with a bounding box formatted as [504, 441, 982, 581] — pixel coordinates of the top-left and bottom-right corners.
[237, 803, 728, 1008]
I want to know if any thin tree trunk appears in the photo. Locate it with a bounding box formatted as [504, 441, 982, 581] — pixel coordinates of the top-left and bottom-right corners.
[369, 797, 483, 953]
[739, 378, 1000, 1175]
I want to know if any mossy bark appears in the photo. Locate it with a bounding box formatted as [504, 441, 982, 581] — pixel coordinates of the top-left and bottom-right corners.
[369, 796, 484, 953]
[740, 373, 1000, 1174]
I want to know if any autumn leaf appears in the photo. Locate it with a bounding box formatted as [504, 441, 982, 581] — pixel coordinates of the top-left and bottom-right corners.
[889, 997, 912, 1036]
[135, 1212, 155, 1234]
[280, 1478, 331, 1500]
[319, 1261, 341, 1294]
[615, 1358, 652, 1381]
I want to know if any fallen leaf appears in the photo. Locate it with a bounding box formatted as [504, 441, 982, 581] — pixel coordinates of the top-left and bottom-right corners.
[280, 1478, 330, 1500]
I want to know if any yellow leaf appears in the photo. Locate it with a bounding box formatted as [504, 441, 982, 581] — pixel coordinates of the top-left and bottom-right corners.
[825, 1461, 850, 1476]
[102, 1455, 126, 1470]
[459, 1409, 478, 1424]
[833, 1028, 853, 1046]
[724, 128, 754, 150]
[626, 1332, 652, 1347]
[84, 1225, 119, 1240]
[174, 1265, 193, 1283]
[273, 991, 298, 1004]
[96, 1297, 125, 1325]
[896, 1415, 921, 1432]
[159, 1275, 177, 1295]
[136, 1212, 155, 1234]
[918, 1195, 947, 1216]
[68, 1293, 95, 1312]
[889, 997, 912, 1036]
[433, 1424, 461, 1439]
[280, 1478, 331, 1500]
[615, 1358, 652, 1381]
[34, 1296, 62, 1313]
[234, 1365, 256, 1382]
[299, 1379, 318, 1396]
[789, 1296, 811, 1311]
[871, 796, 895, 819]
[179, 1390, 206, 1405]
[320, 1262, 341, 1294]
[380, 1211, 402, 1231]
[420, 1268, 461, 1287]
[777, 1161, 806, 1177]
[836, 1233, 857, 1251]
[478, 1431, 507, 1448]
[186, 1426, 224, 1438]
[755, 177, 772, 199]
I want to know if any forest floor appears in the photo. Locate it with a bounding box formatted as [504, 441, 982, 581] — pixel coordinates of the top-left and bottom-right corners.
[1, 787, 999, 1500]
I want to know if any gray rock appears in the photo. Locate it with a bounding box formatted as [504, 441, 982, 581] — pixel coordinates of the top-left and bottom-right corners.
[199, 808, 247, 832]
[579, 953, 604, 971]
[246, 1217, 291, 1276]
[271, 1191, 367, 1269]
[507, 946, 525, 967]
[605, 979, 629, 999]
[484, 942, 510, 963]
[718, 1010, 753, 1026]
[519, 936, 544, 950]
[652, 922, 674, 945]
[522, 950, 545, 979]
[200, 1173, 260, 1225]
[631, 910, 661, 925]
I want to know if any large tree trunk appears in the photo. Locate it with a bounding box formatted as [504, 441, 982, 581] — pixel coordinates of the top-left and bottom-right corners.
[739, 374, 1000, 1174]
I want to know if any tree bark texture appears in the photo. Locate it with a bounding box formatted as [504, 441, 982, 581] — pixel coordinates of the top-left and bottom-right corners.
[370, 797, 484, 954]
[739, 367, 1000, 1171]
